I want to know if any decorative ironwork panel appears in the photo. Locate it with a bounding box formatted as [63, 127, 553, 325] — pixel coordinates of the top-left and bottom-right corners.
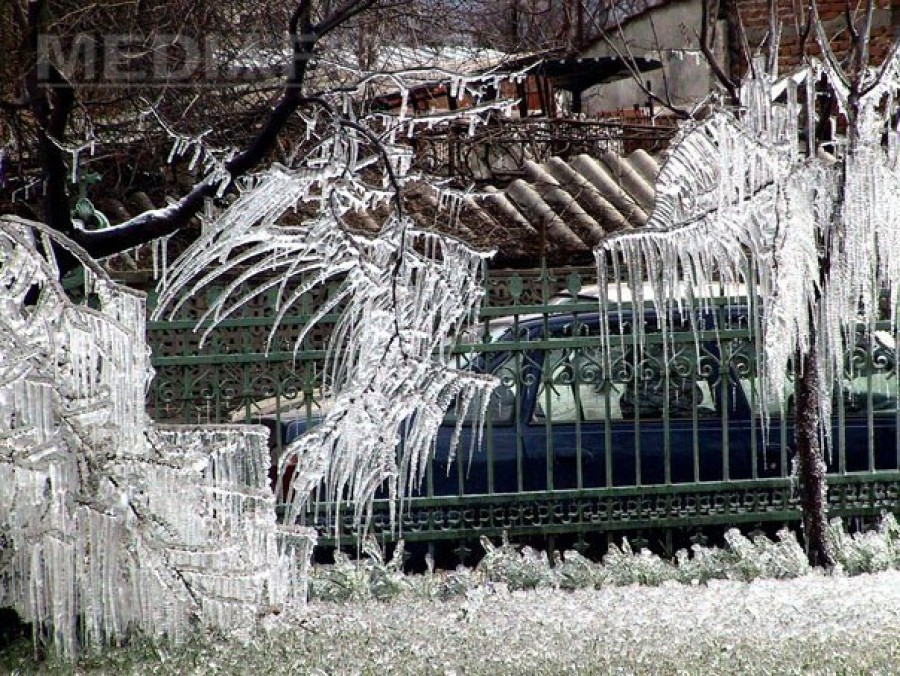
[312, 473, 900, 547]
[412, 119, 678, 182]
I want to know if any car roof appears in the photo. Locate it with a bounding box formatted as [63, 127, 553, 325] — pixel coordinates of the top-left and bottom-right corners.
[495, 298, 752, 340]
[551, 282, 750, 303]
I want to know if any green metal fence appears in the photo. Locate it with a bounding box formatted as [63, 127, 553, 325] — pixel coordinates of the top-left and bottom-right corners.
[145, 267, 900, 559]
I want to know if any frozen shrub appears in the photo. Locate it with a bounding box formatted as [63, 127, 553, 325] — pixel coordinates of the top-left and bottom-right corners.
[476, 534, 553, 590]
[554, 550, 602, 590]
[718, 529, 810, 582]
[674, 544, 733, 584]
[828, 514, 900, 575]
[306, 516, 900, 602]
[309, 538, 409, 602]
[436, 565, 480, 600]
[602, 538, 677, 586]
[309, 550, 375, 602]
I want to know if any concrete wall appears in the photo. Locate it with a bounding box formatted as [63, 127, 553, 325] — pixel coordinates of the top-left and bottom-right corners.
[577, 0, 727, 114]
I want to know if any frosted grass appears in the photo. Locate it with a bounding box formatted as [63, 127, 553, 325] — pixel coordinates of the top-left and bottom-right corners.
[8, 521, 900, 674]
[6, 569, 900, 674]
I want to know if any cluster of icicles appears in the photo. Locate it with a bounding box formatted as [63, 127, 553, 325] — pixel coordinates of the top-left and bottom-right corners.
[154, 158, 497, 534]
[595, 43, 900, 439]
[0, 217, 313, 658]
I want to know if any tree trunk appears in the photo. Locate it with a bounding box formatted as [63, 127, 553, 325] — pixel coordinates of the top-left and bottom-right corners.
[793, 346, 834, 567]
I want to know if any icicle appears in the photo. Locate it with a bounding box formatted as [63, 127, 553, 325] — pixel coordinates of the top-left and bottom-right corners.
[71, 147, 79, 184]
[166, 139, 180, 164]
[188, 142, 203, 172]
[152, 237, 161, 280]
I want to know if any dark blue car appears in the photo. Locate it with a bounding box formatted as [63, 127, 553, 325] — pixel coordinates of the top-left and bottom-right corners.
[281, 308, 900, 499]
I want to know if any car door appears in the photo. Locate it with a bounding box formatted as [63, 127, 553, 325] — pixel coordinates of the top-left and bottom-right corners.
[734, 328, 900, 477]
[428, 348, 541, 497]
[525, 337, 735, 489]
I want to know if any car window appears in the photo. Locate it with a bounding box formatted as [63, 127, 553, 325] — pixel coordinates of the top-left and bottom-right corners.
[841, 331, 897, 414]
[841, 371, 897, 413]
[738, 330, 899, 417]
[618, 344, 718, 419]
[532, 347, 625, 423]
[533, 343, 718, 423]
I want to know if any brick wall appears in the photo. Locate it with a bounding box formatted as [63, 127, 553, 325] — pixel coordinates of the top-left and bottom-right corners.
[730, 0, 898, 75]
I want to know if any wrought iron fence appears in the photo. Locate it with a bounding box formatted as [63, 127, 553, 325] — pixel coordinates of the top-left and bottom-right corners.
[145, 267, 900, 560]
[411, 118, 678, 183]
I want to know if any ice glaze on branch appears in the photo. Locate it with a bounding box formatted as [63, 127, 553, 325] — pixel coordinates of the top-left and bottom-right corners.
[30, 0, 381, 268]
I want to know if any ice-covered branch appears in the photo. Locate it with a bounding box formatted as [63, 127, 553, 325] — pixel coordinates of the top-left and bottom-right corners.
[596, 43, 900, 443]
[153, 160, 498, 534]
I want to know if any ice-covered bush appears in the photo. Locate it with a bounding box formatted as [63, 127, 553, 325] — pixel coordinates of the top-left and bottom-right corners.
[601, 537, 678, 586]
[717, 528, 811, 582]
[0, 218, 311, 658]
[305, 517, 900, 602]
[477, 533, 553, 591]
[828, 513, 900, 575]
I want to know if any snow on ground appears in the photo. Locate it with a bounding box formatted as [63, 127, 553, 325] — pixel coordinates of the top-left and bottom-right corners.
[7, 569, 900, 674]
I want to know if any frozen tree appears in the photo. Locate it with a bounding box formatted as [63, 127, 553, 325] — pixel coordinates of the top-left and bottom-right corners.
[0, 0, 514, 268]
[151, 96, 504, 533]
[595, 1, 900, 566]
[0, 216, 314, 658]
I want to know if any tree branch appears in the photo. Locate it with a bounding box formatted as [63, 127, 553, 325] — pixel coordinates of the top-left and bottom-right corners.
[315, 0, 380, 37]
[765, 0, 781, 76]
[583, 5, 691, 118]
[24, 0, 76, 239]
[852, 0, 875, 81]
[68, 0, 366, 264]
[795, 0, 813, 60]
[700, 0, 740, 106]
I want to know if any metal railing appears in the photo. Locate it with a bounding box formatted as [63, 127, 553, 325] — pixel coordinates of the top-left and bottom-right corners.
[145, 267, 900, 559]
[411, 118, 678, 183]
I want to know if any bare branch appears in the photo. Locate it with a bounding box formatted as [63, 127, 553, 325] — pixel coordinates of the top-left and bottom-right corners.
[316, 0, 380, 37]
[68, 1, 370, 263]
[766, 0, 781, 76]
[700, 0, 740, 105]
[23, 0, 76, 238]
[795, 0, 813, 60]
[734, 5, 757, 80]
[852, 0, 875, 80]
[844, 0, 860, 46]
[580, 2, 692, 118]
[10, 0, 28, 30]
